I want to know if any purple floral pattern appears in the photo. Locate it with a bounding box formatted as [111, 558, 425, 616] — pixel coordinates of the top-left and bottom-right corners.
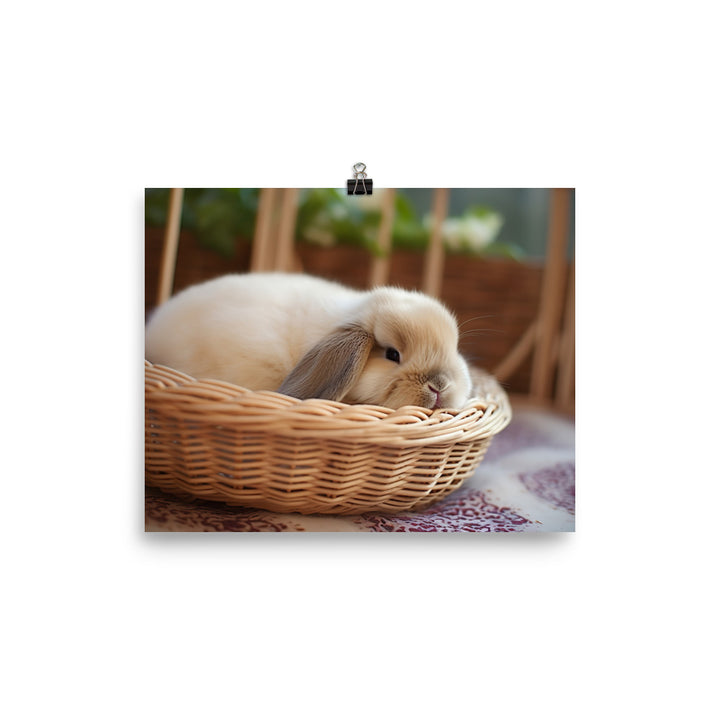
[519, 461, 575, 514]
[355, 488, 536, 532]
[146, 491, 302, 532]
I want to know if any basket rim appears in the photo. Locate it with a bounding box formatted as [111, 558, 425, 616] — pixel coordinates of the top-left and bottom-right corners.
[145, 359, 512, 448]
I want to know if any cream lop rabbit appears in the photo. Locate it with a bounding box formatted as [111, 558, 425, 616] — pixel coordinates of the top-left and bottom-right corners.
[145, 273, 473, 410]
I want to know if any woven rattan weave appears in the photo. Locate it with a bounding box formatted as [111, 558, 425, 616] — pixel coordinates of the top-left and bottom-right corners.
[145, 360, 511, 515]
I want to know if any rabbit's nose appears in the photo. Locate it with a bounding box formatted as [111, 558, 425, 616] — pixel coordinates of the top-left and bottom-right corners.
[427, 373, 450, 408]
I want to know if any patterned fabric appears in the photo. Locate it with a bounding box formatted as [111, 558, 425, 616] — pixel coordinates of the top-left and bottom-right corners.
[355, 489, 535, 532]
[145, 407, 575, 532]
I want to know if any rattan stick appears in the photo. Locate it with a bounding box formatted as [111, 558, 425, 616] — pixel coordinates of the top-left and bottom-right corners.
[368, 188, 396, 287]
[492, 320, 538, 382]
[530, 188, 570, 401]
[556, 260, 575, 409]
[156, 188, 184, 305]
[250, 188, 278, 272]
[422, 188, 450, 298]
[275, 188, 300, 272]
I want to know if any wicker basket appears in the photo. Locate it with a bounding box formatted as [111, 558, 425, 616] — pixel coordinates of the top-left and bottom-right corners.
[145, 360, 512, 515]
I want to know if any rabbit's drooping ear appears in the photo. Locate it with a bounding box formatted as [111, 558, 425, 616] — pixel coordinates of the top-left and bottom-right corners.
[278, 324, 374, 401]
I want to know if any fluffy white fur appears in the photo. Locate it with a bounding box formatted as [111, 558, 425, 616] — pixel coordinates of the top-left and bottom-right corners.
[145, 273, 473, 409]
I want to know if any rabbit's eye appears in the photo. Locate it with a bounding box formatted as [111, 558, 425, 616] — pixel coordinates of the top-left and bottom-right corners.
[385, 347, 401, 363]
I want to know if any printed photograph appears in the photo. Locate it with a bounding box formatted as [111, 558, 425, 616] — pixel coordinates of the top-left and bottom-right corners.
[144, 187, 575, 532]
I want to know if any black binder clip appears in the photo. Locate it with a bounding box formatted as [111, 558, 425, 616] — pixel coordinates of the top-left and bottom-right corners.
[347, 162, 373, 195]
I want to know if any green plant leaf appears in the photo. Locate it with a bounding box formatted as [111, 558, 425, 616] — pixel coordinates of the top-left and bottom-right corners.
[144, 189, 170, 226]
[477, 241, 524, 260]
[394, 192, 418, 222]
[466, 205, 497, 219]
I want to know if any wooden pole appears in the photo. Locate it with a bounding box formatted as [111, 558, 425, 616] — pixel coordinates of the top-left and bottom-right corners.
[530, 188, 571, 401]
[556, 260, 575, 411]
[493, 321, 538, 383]
[368, 188, 396, 287]
[275, 188, 300, 272]
[156, 188, 184, 306]
[422, 188, 450, 298]
[251, 188, 278, 272]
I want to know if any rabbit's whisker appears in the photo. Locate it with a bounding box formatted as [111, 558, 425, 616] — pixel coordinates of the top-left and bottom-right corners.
[457, 315, 496, 330]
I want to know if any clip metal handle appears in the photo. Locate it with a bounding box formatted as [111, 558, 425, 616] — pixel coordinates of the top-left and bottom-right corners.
[347, 162, 373, 195]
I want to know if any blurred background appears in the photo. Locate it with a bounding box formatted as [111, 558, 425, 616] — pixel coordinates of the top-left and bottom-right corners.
[145, 188, 575, 411]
